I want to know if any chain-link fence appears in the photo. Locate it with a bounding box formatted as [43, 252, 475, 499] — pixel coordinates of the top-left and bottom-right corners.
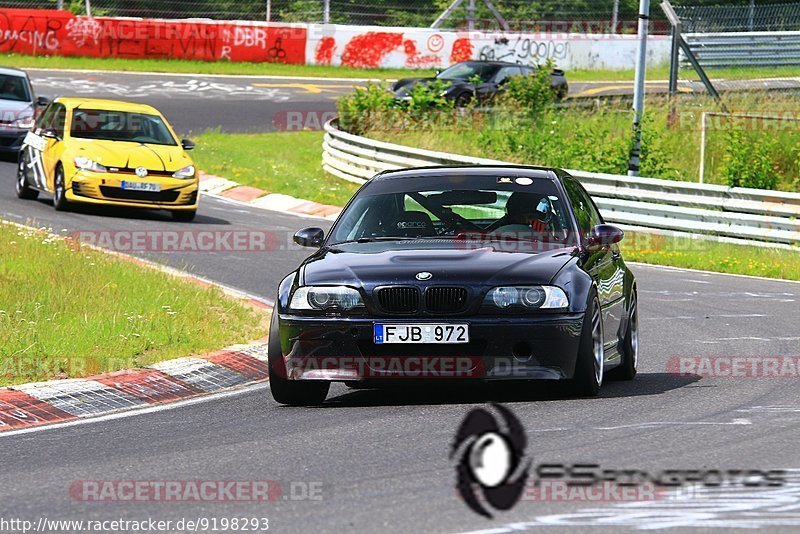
[1, 0, 664, 32]
[674, 2, 800, 32]
[662, 2, 800, 191]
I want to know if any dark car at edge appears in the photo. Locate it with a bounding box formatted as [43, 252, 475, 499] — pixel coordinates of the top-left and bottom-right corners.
[392, 60, 569, 106]
[0, 67, 48, 157]
[269, 166, 638, 405]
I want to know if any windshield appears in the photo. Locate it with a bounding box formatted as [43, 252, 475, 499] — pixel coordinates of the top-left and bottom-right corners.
[329, 177, 576, 248]
[0, 74, 31, 102]
[70, 109, 178, 145]
[437, 62, 499, 83]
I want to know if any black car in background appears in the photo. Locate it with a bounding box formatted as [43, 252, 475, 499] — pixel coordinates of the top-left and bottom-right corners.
[0, 67, 48, 156]
[392, 60, 569, 106]
[269, 166, 638, 405]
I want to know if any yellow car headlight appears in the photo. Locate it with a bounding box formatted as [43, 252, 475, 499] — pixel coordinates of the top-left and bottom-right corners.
[172, 165, 195, 179]
[74, 156, 107, 173]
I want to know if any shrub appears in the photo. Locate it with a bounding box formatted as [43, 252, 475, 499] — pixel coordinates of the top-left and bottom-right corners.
[337, 82, 399, 135]
[498, 61, 556, 118]
[722, 130, 777, 190]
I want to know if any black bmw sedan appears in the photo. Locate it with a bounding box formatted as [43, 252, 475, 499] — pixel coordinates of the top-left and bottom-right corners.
[392, 60, 569, 106]
[269, 166, 638, 405]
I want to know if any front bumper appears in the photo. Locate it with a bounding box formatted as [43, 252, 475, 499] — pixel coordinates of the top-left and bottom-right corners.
[276, 314, 584, 382]
[66, 170, 198, 210]
[0, 130, 26, 153]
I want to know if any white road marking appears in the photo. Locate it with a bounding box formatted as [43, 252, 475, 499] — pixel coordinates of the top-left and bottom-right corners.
[452, 470, 800, 532]
[643, 314, 768, 320]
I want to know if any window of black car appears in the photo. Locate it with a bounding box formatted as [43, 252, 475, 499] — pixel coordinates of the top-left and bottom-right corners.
[70, 109, 178, 146]
[494, 66, 523, 84]
[329, 179, 576, 247]
[563, 176, 603, 238]
[437, 63, 499, 83]
[0, 75, 30, 102]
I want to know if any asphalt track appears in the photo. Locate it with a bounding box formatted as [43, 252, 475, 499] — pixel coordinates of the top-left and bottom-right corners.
[21, 69, 725, 135]
[1, 70, 800, 533]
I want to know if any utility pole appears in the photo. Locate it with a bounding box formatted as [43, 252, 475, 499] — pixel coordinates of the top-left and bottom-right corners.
[628, 0, 650, 177]
[611, 0, 620, 33]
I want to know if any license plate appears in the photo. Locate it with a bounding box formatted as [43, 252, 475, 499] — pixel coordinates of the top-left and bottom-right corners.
[121, 181, 161, 192]
[374, 324, 469, 344]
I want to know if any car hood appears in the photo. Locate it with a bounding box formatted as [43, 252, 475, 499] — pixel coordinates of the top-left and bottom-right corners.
[301, 243, 575, 287]
[68, 138, 191, 171]
[0, 100, 33, 123]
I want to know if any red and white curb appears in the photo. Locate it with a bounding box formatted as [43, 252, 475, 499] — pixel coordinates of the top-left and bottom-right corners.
[199, 172, 343, 220]
[0, 342, 270, 432]
[0, 221, 273, 434]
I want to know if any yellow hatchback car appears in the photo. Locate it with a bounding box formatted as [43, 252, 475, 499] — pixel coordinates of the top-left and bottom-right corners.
[16, 98, 198, 221]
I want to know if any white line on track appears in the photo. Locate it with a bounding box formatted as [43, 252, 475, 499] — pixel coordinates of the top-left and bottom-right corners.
[0, 382, 270, 439]
[629, 262, 800, 285]
[25, 67, 382, 83]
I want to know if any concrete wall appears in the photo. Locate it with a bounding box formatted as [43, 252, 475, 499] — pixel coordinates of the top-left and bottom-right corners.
[0, 9, 669, 71]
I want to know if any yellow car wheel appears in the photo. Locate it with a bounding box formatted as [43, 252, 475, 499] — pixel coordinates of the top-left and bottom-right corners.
[53, 164, 70, 212]
[16, 153, 38, 200]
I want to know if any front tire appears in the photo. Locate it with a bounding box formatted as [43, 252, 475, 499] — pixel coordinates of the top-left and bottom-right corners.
[571, 293, 604, 397]
[268, 312, 329, 406]
[16, 152, 38, 200]
[608, 288, 638, 381]
[52, 164, 70, 211]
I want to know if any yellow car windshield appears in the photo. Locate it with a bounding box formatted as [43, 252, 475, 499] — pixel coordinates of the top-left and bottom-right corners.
[70, 109, 177, 146]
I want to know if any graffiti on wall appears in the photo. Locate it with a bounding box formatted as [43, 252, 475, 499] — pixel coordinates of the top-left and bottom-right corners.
[0, 9, 306, 64]
[478, 36, 569, 65]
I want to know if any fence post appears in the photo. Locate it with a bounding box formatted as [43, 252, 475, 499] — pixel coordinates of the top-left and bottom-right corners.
[628, 0, 651, 177]
[612, 0, 620, 33]
[85, 0, 92, 16]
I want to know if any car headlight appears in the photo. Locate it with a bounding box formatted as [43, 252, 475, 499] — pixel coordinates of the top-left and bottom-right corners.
[485, 286, 569, 310]
[172, 165, 195, 179]
[14, 116, 34, 129]
[74, 156, 107, 173]
[289, 286, 364, 312]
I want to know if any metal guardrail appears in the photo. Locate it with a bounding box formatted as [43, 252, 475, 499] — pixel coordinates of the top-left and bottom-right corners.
[322, 119, 800, 248]
[683, 31, 800, 68]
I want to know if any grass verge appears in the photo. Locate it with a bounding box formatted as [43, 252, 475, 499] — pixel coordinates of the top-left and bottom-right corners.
[2, 54, 433, 80]
[9, 54, 782, 83]
[621, 232, 800, 281]
[0, 222, 269, 386]
[193, 129, 360, 206]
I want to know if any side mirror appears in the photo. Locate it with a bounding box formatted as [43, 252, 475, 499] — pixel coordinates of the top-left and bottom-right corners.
[294, 227, 324, 248]
[40, 129, 60, 140]
[434, 68, 443, 76]
[181, 138, 195, 151]
[35, 96, 49, 107]
[588, 224, 624, 247]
